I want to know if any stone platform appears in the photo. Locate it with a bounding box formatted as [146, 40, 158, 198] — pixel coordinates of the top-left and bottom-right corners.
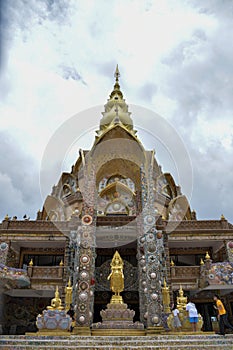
[1, 334, 233, 349]
[92, 302, 144, 334]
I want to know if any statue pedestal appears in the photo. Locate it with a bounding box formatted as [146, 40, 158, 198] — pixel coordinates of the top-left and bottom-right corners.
[36, 309, 72, 334]
[92, 303, 145, 335]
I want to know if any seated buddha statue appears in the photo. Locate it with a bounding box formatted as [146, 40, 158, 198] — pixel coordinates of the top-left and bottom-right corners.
[177, 285, 187, 311]
[47, 286, 64, 310]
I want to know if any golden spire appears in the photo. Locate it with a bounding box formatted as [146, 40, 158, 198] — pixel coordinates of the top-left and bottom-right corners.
[68, 276, 71, 287]
[99, 66, 134, 132]
[115, 64, 120, 82]
[200, 258, 204, 265]
[110, 64, 123, 99]
[205, 251, 210, 259]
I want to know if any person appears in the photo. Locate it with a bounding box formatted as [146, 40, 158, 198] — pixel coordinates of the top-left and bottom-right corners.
[213, 295, 233, 336]
[172, 304, 182, 331]
[67, 304, 75, 332]
[186, 298, 198, 332]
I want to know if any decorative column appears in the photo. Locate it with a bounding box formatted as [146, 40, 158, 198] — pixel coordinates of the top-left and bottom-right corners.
[226, 241, 233, 263]
[199, 258, 206, 289]
[137, 166, 167, 334]
[0, 242, 9, 331]
[204, 251, 212, 270]
[73, 163, 96, 335]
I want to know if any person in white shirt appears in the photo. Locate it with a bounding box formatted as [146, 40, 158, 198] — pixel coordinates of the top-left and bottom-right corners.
[186, 298, 198, 332]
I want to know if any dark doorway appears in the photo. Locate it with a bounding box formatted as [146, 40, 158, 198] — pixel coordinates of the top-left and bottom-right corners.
[196, 302, 217, 331]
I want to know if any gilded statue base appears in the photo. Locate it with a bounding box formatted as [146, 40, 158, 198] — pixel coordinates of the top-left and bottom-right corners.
[92, 302, 144, 331]
[91, 328, 146, 336]
[110, 294, 123, 304]
[73, 326, 91, 336]
[146, 326, 165, 335]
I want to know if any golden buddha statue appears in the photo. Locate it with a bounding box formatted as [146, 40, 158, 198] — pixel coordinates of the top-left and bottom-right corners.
[177, 285, 187, 311]
[107, 251, 124, 304]
[47, 286, 64, 310]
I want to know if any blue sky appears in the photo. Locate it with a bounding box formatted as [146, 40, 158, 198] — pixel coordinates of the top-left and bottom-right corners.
[0, 0, 233, 222]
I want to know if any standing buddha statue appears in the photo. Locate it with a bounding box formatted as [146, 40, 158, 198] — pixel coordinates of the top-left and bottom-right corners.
[107, 250, 124, 304]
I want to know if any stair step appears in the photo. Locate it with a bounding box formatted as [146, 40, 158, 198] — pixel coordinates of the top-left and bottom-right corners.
[1, 335, 232, 350]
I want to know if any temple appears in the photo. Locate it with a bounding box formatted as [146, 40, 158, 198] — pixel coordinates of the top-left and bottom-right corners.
[0, 67, 233, 335]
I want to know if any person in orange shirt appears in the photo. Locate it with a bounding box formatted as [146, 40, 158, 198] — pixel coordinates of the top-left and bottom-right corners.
[213, 295, 233, 335]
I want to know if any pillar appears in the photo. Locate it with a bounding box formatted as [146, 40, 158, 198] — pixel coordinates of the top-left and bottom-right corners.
[138, 166, 167, 333]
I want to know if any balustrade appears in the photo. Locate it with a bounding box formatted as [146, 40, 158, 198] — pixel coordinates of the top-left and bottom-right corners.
[170, 265, 200, 289]
[27, 265, 64, 280]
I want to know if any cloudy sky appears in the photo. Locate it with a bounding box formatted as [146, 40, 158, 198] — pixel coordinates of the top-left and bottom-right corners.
[0, 0, 233, 223]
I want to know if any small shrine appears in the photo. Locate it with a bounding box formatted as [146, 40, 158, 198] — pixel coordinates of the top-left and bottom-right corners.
[36, 286, 72, 335]
[92, 251, 144, 335]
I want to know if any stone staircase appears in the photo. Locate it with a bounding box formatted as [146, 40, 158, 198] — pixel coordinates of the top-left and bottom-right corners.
[1, 334, 233, 350]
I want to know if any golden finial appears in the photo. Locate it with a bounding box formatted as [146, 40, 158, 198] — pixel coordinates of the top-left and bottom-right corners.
[115, 64, 120, 82]
[29, 259, 33, 266]
[59, 259, 64, 266]
[4, 214, 9, 221]
[205, 251, 210, 259]
[200, 258, 204, 265]
[221, 214, 225, 220]
[110, 65, 123, 99]
[170, 259, 175, 266]
[163, 278, 168, 288]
